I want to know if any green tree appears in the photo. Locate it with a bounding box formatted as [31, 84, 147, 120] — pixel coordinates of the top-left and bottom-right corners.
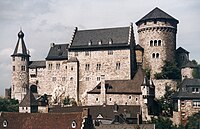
[0, 97, 19, 112]
[186, 112, 200, 129]
[155, 61, 181, 79]
[150, 116, 183, 129]
[144, 68, 151, 79]
[63, 96, 70, 105]
[158, 86, 175, 117]
[192, 60, 200, 79]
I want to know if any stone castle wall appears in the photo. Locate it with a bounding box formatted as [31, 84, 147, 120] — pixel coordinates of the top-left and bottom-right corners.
[181, 67, 194, 80]
[87, 93, 140, 106]
[11, 56, 29, 102]
[138, 21, 177, 78]
[153, 79, 179, 99]
[68, 49, 132, 102]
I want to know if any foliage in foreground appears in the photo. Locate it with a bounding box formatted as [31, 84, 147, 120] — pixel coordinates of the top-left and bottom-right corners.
[0, 97, 19, 112]
[155, 61, 181, 79]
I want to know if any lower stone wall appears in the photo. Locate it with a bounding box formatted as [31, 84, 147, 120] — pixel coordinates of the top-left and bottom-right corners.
[153, 79, 180, 99]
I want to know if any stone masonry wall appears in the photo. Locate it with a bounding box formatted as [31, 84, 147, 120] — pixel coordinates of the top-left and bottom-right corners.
[181, 67, 194, 80]
[137, 21, 177, 78]
[153, 79, 179, 99]
[11, 56, 29, 102]
[87, 93, 140, 106]
[68, 49, 131, 103]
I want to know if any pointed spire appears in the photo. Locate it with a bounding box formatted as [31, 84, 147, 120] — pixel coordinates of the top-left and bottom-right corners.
[11, 29, 30, 57]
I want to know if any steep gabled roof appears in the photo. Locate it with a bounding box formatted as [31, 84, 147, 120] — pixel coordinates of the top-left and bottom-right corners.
[0, 112, 83, 129]
[69, 26, 131, 50]
[46, 44, 68, 60]
[173, 78, 200, 99]
[176, 47, 189, 54]
[135, 44, 144, 51]
[50, 105, 141, 120]
[182, 61, 197, 68]
[88, 67, 144, 94]
[136, 7, 179, 25]
[11, 30, 30, 57]
[29, 61, 46, 69]
[19, 91, 38, 107]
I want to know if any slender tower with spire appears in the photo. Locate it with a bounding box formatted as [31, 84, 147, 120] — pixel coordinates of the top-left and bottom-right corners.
[11, 30, 30, 102]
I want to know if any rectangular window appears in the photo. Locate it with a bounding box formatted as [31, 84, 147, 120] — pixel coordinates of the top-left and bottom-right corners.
[75, 52, 78, 56]
[85, 64, 90, 71]
[192, 88, 199, 93]
[96, 63, 101, 70]
[21, 57, 25, 61]
[62, 77, 66, 81]
[13, 66, 15, 71]
[52, 77, 56, 82]
[97, 77, 100, 81]
[21, 66, 25, 71]
[108, 50, 113, 55]
[71, 67, 73, 71]
[85, 51, 89, 56]
[193, 100, 200, 108]
[116, 62, 120, 70]
[56, 63, 60, 70]
[86, 77, 89, 81]
[48, 63, 52, 70]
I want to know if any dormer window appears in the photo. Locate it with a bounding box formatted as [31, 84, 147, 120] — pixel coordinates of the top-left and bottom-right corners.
[192, 88, 199, 93]
[98, 40, 102, 45]
[108, 39, 113, 44]
[88, 40, 92, 45]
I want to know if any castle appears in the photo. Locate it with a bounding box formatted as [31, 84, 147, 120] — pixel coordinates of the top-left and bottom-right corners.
[10, 7, 195, 122]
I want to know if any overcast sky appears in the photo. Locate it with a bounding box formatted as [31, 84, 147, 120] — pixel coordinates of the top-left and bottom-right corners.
[0, 0, 199, 96]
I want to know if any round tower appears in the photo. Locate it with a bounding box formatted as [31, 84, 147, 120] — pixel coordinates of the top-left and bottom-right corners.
[11, 30, 30, 102]
[136, 7, 179, 78]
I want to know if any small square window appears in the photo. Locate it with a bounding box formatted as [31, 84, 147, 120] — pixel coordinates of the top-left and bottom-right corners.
[85, 51, 89, 56]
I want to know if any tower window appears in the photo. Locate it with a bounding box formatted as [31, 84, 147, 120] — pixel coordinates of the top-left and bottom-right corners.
[85, 64, 90, 71]
[158, 40, 161, 46]
[70, 77, 73, 81]
[96, 63, 101, 70]
[152, 53, 155, 58]
[156, 53, 159, 58]
[21, 66, 25, 71]
[71, 67, 73, 71]
[13, 57, 15, 61]
[150, 40, 153, 46]
[154, 40, 157, 46]
[116, 62, 120, 70]
[13, 66, 15, 71]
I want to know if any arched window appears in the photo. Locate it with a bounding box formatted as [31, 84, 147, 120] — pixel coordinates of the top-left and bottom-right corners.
[158, 40, 161, 46]
[30, 85, 37, 93]
[152, 53, 155, 58]
[154, 40, 157, 46]
[156, 53, 159, 58]
[150, 40, 153, 46]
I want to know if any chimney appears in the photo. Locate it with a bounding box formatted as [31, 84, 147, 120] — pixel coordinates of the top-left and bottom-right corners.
[101, 75, 106, 105]
[128, 22, 133, 44]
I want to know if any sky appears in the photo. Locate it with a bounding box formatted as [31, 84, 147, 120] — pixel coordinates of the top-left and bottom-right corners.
[0, 0, 199, 96]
